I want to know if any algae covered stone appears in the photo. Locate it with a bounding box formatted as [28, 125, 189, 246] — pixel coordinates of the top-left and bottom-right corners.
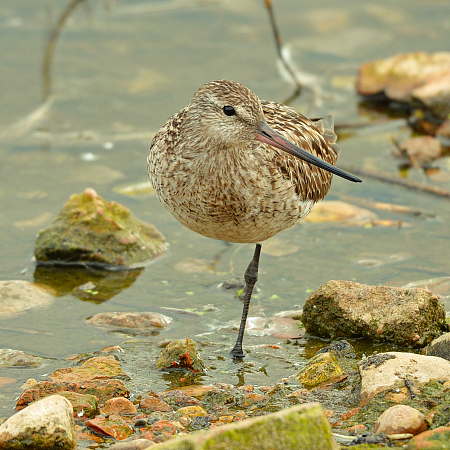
[148, 403, 338, 450]
[302, 280, 446, 347]
[34, 188, 167, 267]
[296, 352, 344, 388]
[156, 338, 206, 374]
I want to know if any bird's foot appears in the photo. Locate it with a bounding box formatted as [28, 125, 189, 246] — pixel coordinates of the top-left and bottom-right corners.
[230, 345, 245, 361]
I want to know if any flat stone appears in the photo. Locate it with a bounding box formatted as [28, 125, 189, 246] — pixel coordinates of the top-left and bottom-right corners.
[0, 394, 76, 449]
[139, 395, 172, 412]
[359, 352, 450, 405]
[86, 414, 134, 440]
[177, 406, 208, 417]
[175, 385, 219, 399]
[101, 397, 137, 416]
[49, 355, 127, 383]
[394, 136, 443, 165]
[87, 311, 172, 330]
[304, 200, 378, 225]
[357, 51, 450, 102]
[16, 379, 129, 410]
[0, 280, 55, 316]
[302, 280, 446, 347]
[241, 393, 267, 407]
[374, 405, 427, 436]
[146, 403, 338, 450]
[0, 349, 46, 368]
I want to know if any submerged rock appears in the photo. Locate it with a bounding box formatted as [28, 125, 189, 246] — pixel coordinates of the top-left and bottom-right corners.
[87, 311, 172, 330]
[0, 394, 77, 449]
[0, 348, 47, 368]
[0, 280, 55, 316]
[147, 403, 338, 450]
[156, 338, 206, 374]
[393, 136, 444, 166]
[302, 280, 446, 347]
[34, 188, 167, 267]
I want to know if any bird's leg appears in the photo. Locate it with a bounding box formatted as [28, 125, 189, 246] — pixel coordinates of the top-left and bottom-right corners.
[230, 243, 262, 361]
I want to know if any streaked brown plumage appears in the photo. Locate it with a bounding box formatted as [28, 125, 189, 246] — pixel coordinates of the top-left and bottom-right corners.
[147, 80, 361, 359]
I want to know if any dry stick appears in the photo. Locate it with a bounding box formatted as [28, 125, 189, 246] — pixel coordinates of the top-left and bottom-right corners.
[264, 0, 302, 105]
[348, 167, 450, 200]
[42, 0, 88, 102]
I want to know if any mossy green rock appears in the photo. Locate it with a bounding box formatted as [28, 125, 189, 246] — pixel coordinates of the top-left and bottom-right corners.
[302, 280, 446, 347]
[407, 426, 450, 449]
[156, 338, 206, 374]
[34, 188, 167, 267]
[296, 352, 344, 388]
[151, 403, 338, 450]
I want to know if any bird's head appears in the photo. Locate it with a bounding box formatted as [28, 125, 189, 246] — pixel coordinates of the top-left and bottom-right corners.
[187, 80, 361, 183]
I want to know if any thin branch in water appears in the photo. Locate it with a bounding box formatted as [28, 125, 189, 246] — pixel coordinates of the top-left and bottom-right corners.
[264, 0, 302, 104]
[348, 167, 450, 200]
[42, 0, 89, 102]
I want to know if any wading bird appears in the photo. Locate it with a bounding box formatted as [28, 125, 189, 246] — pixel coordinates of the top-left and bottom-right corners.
[147, 80, 361, 360]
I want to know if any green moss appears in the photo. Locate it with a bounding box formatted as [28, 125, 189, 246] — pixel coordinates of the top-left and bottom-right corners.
[152, 404, 338, 450]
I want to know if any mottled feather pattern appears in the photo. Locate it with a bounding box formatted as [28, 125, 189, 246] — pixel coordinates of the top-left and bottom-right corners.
[147, 80, 340, 244]
[261, 100, 339, 202]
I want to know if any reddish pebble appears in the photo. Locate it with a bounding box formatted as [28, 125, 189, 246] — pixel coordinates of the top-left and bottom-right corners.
[347, 424, 366, 433]
[139, 396, 172, 412]
[341, 407, 361, 420]
[374, 405, 427, 436]
[101, 397, 137, 416]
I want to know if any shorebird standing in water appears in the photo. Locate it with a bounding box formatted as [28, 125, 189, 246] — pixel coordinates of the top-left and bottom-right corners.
[147, 80, 361, 360]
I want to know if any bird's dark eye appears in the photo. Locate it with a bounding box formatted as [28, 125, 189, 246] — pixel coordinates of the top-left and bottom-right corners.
[223, 105, 236, 116]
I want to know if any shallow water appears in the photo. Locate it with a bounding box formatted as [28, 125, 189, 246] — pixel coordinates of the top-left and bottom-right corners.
[1, 0, 450, 414]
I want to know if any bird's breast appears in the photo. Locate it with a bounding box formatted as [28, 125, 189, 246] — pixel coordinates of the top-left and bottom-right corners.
[149, 144, 315, 243]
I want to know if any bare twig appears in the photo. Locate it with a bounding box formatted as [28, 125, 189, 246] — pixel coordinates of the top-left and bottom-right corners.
[264, 0, 302, 104]
[348, 167, 450, 200]
[42, 0, 88, 102]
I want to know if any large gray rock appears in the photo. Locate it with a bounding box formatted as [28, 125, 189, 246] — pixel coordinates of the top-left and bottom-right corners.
[148, 403, 338, 450]
[302, 280, 446, 347]
[425, 332, 450, 361]
[0, 394, 77, 449]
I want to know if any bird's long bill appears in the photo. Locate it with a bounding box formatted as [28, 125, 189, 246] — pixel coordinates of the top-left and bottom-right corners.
[255, 120, 362, 183]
